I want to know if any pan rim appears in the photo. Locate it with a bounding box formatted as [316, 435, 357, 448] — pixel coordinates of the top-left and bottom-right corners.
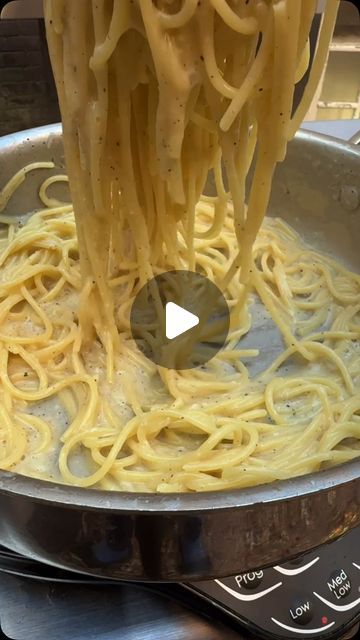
[0, 457, 359, 511]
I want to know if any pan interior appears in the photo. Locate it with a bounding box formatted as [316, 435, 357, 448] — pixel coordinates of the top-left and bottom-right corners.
[0, 125, 359, 490]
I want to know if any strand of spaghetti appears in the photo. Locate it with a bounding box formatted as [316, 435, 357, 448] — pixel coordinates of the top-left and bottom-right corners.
[302, 341, 354, 393]
[59, 413, 141, 487]
[220, 13, 273, 131]
[34, 325, 77, 361]
[0, 349, 97, 402]
[139, 0, 189, 92]
[210, 0, 258, 35]
[7, 343, 49, 390]
[271, 0, 301, 161]
[183, 426, 259, 471]
[0, 406, 27, 469]
[288, 0, 339, 137]
[0, 163, 54, 212]
[200, 5, 238, 99]
[157, 0, 199, 29]
[90, 0, 132, 69]
[17, 413, 53, 454]
[252, 266, 312, 359]
[295, 39, 310, 83]
[39, 275, 67, 303]
[39, 175, 69, 208]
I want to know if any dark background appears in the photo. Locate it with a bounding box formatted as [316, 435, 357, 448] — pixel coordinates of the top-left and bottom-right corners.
[0, 11, 60, 135]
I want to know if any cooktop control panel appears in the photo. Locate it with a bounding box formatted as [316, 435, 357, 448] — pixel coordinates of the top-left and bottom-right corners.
[186, 527, 360, 639]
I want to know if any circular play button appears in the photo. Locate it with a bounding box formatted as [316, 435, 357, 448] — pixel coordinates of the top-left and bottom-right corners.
[130, 270, 230, 370]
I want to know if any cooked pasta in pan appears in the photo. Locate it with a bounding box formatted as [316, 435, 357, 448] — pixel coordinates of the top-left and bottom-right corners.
[1, 0, 358, 493]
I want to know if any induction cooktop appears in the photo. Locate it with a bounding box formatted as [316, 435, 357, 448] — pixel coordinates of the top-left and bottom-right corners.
[0, 526, 360, 640]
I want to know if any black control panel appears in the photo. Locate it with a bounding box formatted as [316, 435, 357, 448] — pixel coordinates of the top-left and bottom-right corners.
[185, 527, 360, 639]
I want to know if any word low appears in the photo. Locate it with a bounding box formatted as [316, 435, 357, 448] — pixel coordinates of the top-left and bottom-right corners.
[290, 600, 311, 621]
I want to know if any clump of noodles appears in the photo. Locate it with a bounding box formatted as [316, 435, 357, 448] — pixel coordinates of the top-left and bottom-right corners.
[1, 0, 358, 493]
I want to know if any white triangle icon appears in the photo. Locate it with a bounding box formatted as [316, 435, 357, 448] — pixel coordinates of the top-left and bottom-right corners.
[165, 302, 199, 340]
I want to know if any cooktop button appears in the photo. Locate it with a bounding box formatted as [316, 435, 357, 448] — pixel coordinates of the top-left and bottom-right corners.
[235, 570, 264, 590]
[289, 595, 314, 625]
[327, 569, 352, 600]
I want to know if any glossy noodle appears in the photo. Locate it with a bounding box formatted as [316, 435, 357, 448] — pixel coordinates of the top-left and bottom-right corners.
[1, 0, 359, 493]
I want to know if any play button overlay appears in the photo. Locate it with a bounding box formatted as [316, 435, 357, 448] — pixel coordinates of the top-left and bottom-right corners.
[130, 270, 230, 370]
[165, 302, 199, 340]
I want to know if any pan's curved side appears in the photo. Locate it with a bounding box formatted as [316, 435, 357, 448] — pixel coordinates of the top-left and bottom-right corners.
[0, 465, 359, 581]
[0, 124, 359, 580]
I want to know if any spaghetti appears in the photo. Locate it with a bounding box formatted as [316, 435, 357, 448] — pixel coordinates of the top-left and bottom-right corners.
[0, 0, 358, 493]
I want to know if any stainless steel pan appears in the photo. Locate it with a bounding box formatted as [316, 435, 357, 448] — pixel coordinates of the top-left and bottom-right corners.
[0, 124, 359, 582]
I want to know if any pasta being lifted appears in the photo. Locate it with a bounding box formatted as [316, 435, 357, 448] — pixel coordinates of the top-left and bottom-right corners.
[0, 0, 359, 493]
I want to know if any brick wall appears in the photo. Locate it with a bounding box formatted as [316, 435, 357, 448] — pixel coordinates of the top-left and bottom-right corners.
[0, 18, 60, 135]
